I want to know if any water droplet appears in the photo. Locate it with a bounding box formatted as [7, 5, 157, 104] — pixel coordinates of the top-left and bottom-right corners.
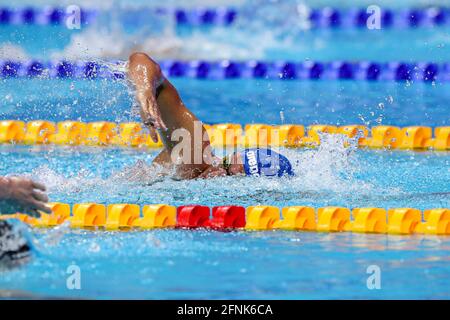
[386, 95, 394, 103]
[89, 242, 101, 253]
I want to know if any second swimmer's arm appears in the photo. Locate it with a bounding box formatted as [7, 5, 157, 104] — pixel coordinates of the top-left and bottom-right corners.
[0, 176, 51, 216]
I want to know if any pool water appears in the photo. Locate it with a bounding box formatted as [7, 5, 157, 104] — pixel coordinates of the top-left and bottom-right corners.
[0, 141, 448, 299]
[0, 145, 449, 210]
[1, 78, 450, 127]
[2, 227, 450, 299]
[1, 0, 450, 299]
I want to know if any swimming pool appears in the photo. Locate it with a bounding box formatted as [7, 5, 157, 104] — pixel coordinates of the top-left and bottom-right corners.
[0, 144, 449, 299]
[1, 0, 450, 300]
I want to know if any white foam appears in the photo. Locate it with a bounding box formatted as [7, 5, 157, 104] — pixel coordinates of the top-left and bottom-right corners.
[286, 133, 373, 193]
[52, 24, 277, 61]
[0, 43, 29, 60]
[49, 1, 292, 61]
[50, 28, 131, 60]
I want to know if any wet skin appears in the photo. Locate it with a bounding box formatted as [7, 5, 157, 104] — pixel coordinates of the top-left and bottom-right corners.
[127, 52, 244, 179]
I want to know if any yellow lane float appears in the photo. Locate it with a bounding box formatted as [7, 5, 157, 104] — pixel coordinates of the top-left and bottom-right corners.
[210, 123, 242, 147]
[0, 120, 25, 143]
[433, 127, 450, 150]
[71, 203, 106, 228]
[416, 209, 450, 235]
[366, 125, 402, 149]
[398, 126, 433, 149]
[316, 207, 351, 232]
[245, 206, 280, 230]
[113, 122, 147, 147]
[244, 124, 275, 147]
[35, 203, 71, 227]
[132, 204, 176, 229]
[350, 208, 387, 233]
[105, 204, 140, 230]
[387, 208, 422, 235]
[23, 121, 56, 145]
[84, 122, 117, 146]
[275, 125, 305, 147]
[0, 120, 449, 151]
[50, 121, 87, 145]
[273, 206, 316, 230]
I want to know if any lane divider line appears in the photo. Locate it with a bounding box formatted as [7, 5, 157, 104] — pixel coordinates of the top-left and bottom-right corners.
[1, 204, 449, 235]
[0, 60, 446, 82]
[1, 6, 448, 29]
[0, 121, 448, 151]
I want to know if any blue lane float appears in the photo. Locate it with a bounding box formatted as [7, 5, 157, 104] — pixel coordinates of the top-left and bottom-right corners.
[0, 60, 446, 82]
[0, 7, 94, 25]
[0, 6, 448, 28]
[0, 6, 235, 27]
[174, 7, 237, 26]
[307, 6, 448, 28]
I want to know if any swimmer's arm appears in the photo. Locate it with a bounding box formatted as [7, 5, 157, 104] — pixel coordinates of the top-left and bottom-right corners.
[152, 149, 172, 167]
[151, 150, 226, 179]
[152, 144, 223, 179]
[128, 52, 167, 142]
[0, 176, 51, 216]
[197, 165, 227, 179]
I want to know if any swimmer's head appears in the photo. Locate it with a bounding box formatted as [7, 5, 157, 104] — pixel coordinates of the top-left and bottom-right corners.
[0, 220, 32, 270]
[222, 148, 294, 177]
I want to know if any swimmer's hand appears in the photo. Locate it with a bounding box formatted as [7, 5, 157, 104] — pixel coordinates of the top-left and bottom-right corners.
[139, 95, 167, 143]
[0, 177, 51, 217]
[127, 52, 167, 143]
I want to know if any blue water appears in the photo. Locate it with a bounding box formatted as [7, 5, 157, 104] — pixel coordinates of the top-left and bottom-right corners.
[2, 24, 450, 61]
[1, 0, 450, 299]
[2, 228, 450, 299]
[0, 143, 449, 299]
[0, 145, 449, 211]
[1, 78, 449, 127]
[2, 1, 450, 61]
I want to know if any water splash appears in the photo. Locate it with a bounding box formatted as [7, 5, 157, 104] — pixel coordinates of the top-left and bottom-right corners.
[0, 219, 33, 270]
[287, 132, 372, 193]
[0, 43, 29, 60]
[11, 129, 412, 209]
[29, 165, 105, 194]
[44, 221, 72, 245]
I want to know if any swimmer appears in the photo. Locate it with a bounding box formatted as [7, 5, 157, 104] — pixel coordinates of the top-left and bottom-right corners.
[127, 52, 294, 179]
[0, 177, 50, 269]
[0, 220, 32, 269]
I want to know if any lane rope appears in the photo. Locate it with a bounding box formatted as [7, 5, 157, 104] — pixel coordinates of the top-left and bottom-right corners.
[1, 6, 449, 29]
[0, 6, 95, 26]
[1, 204, 449, 235]
[0, 60, 450, 82]
[0, 121, 449, 151]
[0, 60, 444, 82]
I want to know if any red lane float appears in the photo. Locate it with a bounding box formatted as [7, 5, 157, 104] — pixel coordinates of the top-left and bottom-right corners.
[209, 206, 246, 229]
[176, 205, 211, 228]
